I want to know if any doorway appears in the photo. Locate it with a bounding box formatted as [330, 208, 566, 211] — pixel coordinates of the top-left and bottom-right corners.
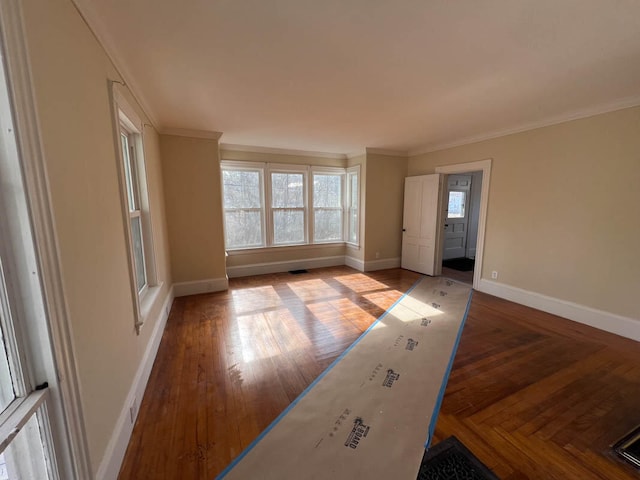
[441, 172, 482, 285]
[435, 159, 491, 289]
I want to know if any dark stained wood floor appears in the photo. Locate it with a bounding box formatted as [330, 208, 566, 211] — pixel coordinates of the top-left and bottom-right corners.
[118, 266, 640, 479]
[432, 291, 640, 479]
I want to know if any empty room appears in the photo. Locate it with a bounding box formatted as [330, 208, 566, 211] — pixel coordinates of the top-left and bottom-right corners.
[0, 0, 638, 479]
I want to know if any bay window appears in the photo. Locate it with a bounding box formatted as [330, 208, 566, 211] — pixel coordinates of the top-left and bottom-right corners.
[221, 161, 360, 251]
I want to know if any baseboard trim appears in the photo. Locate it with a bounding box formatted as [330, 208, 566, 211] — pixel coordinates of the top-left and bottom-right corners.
[364, 257, 401, 272]
[478, 279, 640, 342]
[344, 255, 365, 271]
[227, 256, 345, 278]
[96, 286, 174, 480]
[173, 276, 229, 297]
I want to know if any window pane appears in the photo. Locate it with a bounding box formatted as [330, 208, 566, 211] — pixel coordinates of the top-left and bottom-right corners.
[348, 209, 358, 243]
[347, 171, 359, 244]
[222, 170, 262, 209]
[1, 412, 50, 479]
[224, 211, 264, 249]
[314, 209, 342, 242]
[120, 133, 135, 211]
[0, 317, 15, 413]
[271, 173, 303, 208]
[313, 174, 341, 208]
[273, 210, 304, 244]
[350, 173, 358, 207]
[447, 191, 466, 218]
[130, 216, 147, 292]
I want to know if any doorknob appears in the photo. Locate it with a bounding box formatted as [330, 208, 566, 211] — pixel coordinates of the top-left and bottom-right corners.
[402, 228, 406, 232]
[444, 224, 449, 227]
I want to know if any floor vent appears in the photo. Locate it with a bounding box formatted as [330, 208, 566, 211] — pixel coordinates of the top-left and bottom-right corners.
[613, 425, 640, 468]
[288, 269, 308, 275]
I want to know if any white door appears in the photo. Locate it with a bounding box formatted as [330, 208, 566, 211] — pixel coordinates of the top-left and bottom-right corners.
[401, 174, 442, 276]
[443, 174, 472, 260]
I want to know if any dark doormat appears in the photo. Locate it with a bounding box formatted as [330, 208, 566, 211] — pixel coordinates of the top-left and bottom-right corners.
[442, 258, 475, 272]
[417, 436, 499, 480]
[613, 424, 640, 468]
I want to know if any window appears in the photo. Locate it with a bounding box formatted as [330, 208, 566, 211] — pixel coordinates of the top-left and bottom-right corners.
[312, 171, 343, 243]
[222, 167, 265, 249]
[120, 128, 147, 292]
[221, 161, 360, 250]
[271, 170, 306, 245]
[114, 92, 157, 332]
[346, 166, 360, 245]
[447, 191, 466, 218]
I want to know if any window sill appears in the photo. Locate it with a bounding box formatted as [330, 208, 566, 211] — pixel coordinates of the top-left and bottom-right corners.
[227, 242, 347, 256]
[138, 282, 165, 331]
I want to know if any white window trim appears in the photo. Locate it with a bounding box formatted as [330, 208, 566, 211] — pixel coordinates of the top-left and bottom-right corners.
[111, 88, 160, 333]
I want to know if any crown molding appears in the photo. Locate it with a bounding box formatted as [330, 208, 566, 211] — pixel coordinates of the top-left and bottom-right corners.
[220, 143, 347, 160]
[346, 150, 366, 160]
[70, 0, 161, 129]
[161, 128, 223, 140]
[408, 95, 640, 156]
[365, 147, 408, 157]
[346, 148, 409, 159]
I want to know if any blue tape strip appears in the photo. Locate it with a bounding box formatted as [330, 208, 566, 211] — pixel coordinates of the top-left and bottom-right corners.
[216, 275, 426, 479]
[424, 289, 474, 449]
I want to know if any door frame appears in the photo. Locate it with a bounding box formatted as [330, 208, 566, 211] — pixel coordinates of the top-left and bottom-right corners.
[435, 159, 491, 289]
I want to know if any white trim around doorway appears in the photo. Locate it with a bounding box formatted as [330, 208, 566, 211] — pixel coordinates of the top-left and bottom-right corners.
[435, 159, 492, 290]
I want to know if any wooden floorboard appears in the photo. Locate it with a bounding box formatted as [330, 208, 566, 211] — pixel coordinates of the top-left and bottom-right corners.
[118, 267, 640, 479]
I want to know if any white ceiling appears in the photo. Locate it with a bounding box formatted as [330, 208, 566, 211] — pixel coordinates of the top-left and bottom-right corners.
[77, 0, 640, 155]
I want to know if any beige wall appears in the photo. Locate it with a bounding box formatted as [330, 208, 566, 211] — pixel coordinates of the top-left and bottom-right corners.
[161, 135, 227, 283]
[226, 245, 346, 268]
[22, 0, 172, 472]
[363, 154, 408, 262]
[409, 106, 640, 320]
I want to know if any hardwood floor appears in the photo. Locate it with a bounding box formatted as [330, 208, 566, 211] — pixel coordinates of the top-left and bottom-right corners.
[118, 267, 421, 480]
[118, 267, 640, 479]
[441, 265, 474, 284]
[432, 291, 640, 480]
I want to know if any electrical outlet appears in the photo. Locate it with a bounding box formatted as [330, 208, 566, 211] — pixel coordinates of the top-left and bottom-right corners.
[491, 271, 498, 279]
[129, 399, 137, 424]
[375, 252, 380, 259]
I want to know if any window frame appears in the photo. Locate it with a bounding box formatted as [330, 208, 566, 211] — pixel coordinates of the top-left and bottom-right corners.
[220, 161, 267, 250]
[112, 91, 158, 333]
[311, 166, 345, 244]
[346, 165, 360, 247]
[268, 164, 309, 246]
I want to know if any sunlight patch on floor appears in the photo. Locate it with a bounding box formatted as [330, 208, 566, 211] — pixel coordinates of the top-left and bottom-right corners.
[287, 278, 340, 302]
[231, 285, 282, 314]
[334, 273, 389, 293]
